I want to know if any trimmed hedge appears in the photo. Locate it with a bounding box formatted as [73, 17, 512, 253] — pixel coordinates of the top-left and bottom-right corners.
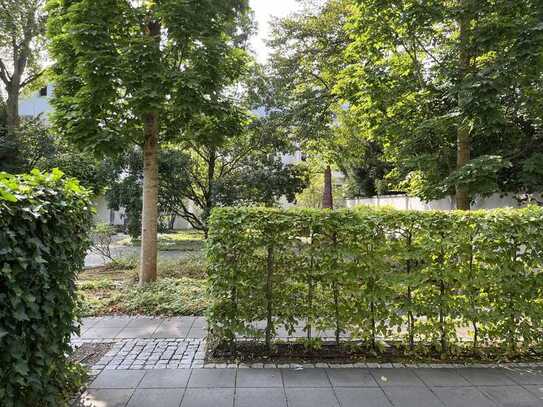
[0, 169, 93, 406]
[207, 206, 543, 356]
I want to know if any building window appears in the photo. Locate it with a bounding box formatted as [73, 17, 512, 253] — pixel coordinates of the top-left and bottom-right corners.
[39, 86, 47, 97]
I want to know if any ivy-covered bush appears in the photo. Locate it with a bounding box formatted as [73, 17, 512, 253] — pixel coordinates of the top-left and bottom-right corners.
[207, 206, 543, 356]
[0, 169, 93, 406]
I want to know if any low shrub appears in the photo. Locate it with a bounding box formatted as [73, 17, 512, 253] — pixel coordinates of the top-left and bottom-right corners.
[207, 206, 543, 357]
[89, 223, 117, 262]
[0, 169, 93, 406]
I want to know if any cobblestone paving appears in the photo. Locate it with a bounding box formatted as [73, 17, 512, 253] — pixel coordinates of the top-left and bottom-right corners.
[86, 339, 205, 370]
[73, 317, 543, 372]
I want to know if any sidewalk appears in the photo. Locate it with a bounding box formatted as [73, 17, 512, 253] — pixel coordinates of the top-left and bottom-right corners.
[73, 317, 543, 406]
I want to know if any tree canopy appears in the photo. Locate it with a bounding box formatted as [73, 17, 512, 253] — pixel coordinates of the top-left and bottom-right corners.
[47, 0, 252, 283]
[338, 0, 543, 205]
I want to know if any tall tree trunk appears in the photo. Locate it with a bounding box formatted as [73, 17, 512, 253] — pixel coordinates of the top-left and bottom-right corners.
[323, 165, 333, 209]
[6, 87, 20, 135]
[140, 112, 159, 285]
[456, 127, 471, 210]
[138, 19, 161, 285]
[455, 1, 471, 211]
[1, 89, 21, 171]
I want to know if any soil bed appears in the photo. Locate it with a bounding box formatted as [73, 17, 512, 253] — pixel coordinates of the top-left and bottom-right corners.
[70, 342, 114, 367]
[208, 340, 543, 366]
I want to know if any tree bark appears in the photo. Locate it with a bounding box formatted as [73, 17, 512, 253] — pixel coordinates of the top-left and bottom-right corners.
[456, 127, 471, 210]
[140, 112, 159, 285]
[455, 1, 471, 211]
[322, 165, 333, 209]
[6, 87, 20, 135]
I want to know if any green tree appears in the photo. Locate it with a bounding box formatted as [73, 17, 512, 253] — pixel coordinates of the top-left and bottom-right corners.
[47, 0, 250, 284]
[106, 147, 192, 238]
[107, 131, 309, 237]
[0, 0, 46, 170]
[264, 0, 353, 209]
[339, 0, 543, 208]
[5, 117, 113, 192]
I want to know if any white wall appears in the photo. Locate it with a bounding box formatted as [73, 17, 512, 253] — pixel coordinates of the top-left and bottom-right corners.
[345, 193, 526, 211]
[93, 194, 196, 230]
[93, 195, 126, 226]
[19, 84, 54, 120]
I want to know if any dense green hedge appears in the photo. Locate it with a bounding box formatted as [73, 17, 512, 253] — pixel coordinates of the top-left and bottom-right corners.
[207, 206, 543, 356]
[0, 169, 93, 406]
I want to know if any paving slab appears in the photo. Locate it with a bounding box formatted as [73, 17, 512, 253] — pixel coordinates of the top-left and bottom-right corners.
[187, 368, 236, 388]
[152, 320, 191, 338]
[236, 368, 283, 388]
[370, 368, 426, 386]
[383, 386, 444, 407]
[334, 388, 392, 407]
[414, 368, 471, 387]
[137, 369, 191, 388]
[282, 368, 331, 388]
[80, 388, 134, 407]
[504, 367, 543, 385]
[478, 385, 543, 406]
[116, 326, 159, 339]
[432, 386, 496, 407]
[235, 388, 287, 407]
[522, 385, 543, 401]
[186, 327, 207, 339]
[181, 388, 234, 407]
[93, 317, 133, 328]
[326, 368, 379, 387]
[89, 370, 145, 389]
[127, 388, 184, 407]
[81, 327, 125, 339]
[126, 318, 163, 329]
[458, 368, 517, 386]
[285, 387, 340, 407]
[191, 317, 207, 329]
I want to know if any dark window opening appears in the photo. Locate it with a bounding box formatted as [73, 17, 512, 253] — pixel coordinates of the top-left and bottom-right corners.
[39, 86, 47, 97]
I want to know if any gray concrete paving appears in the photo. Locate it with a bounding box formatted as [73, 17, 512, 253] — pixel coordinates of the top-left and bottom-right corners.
[85, 247, 188, 267]
[79, 367, 543, 406]
[74, 317, 543, 406]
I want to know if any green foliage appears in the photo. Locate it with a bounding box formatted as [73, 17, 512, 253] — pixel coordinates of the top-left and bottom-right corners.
[207, 206, 543, 356]
[121, 278, 209, 316]
[338, 0, 543, 199]
[0, 169, 92, 406]
[47, 0, 250, 154]
[443, 155, 513, 197]
[77, 253, 209, 317]
[89, 223, 117, 261]
[1, 117, 113, 193]
[78, 274, 208, 317]
[106, 139, 308, 235]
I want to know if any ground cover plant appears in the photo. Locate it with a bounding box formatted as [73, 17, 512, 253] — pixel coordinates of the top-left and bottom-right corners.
[0, 170, 92, 406]
[78, 255, 208, 317]
[207, 206, 543, 361]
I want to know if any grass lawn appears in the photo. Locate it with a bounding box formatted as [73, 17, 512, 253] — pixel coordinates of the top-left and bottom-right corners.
[116, 229, 204, 252]
[78, 244, 209, 317]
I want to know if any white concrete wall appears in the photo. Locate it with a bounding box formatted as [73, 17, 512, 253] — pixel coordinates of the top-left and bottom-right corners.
[345, 193, 526, 211]
[93, 195, 126, 226]
[93, 194, 196, 229]
[19, 84, 54, 121]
